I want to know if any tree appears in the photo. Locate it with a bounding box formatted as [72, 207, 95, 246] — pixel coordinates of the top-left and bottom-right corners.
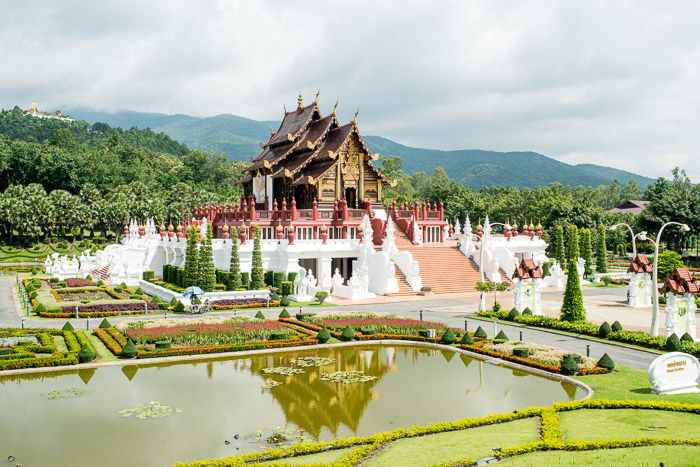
[228, 227, 242, 289]
[183, 226, 199, 287]
[198, 223, 216, 292]
[475, 281, 509, 309]
[566, 224, 579, 262]
[580, 228, 593, 277]
[553, 225, 566, 265]
[250, 225, 265, 289]
[561, 259, 586, 322]
[657, 250, 684, 281]
[595, 224, 608, 273]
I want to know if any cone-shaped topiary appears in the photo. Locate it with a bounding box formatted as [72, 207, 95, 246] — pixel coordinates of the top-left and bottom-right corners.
[665, 333, 681, 351]
[560, 259, 586, 322]
[595, 224, 608, 273]
[597, 353, 615, 371]
[553, 225, 566, 266]
[495, 330, 509, 341]
[255, 310, 265, 320]
[120, 339, 137, 358]
[599, 321, 612, 338]
[680, 332, 694, 343]
[174, 301, 185, 313]
[250, 225, 265, 289]
[99, 318, 111, 329]
[77, 343, 96, 363]
[280, 296, 291, 306]
[611, 321, 623, 332]
[62, 321, 74, 331]
[317, 327, 331, 343]
[460, 332, 474, 345]
[474, 326, 487, 339]
[561, 355, 579, 375]
[522, 307, 533, 315]
[279, 308, 290, 318]
[441, 327, 456, 344]
[340, 325, 356, 341]
[508, 308, 519, 320]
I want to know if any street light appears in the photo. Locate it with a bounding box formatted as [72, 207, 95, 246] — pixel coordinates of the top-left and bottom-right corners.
[610, 223, 639, 258]
[638, 222, 691, 336]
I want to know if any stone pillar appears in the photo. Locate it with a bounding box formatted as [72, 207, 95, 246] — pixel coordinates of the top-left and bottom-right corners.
[665, 293, 697, 339]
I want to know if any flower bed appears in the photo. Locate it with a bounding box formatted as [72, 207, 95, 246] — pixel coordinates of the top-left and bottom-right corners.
[135, 338, 317, 359]
[51, 287, 124, 302]
[40, 302, 159, 318]
[211, 298, 280, 310]
[93, 328, 124, 354]
[63, 278, 96, 288]
[0, 329, 85, 371]
[312, 317, 448, 336]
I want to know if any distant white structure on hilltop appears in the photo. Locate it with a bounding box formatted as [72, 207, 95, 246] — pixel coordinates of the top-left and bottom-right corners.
[22, 103, 74, 122]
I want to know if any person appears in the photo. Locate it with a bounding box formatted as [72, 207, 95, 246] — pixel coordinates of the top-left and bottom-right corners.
[190, 294, 196, 306]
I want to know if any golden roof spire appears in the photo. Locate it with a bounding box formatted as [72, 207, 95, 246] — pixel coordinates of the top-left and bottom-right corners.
[297, 93, 303, 108]
[314, 89, 320, 103]
[353, 108, 359, 123]
[333, 100, 339, 114]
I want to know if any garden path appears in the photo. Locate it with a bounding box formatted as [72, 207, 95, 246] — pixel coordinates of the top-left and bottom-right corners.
[0, 278, 22, 327]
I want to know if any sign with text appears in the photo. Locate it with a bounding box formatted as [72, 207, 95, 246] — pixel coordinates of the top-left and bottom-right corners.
[648, 352, 700, 395]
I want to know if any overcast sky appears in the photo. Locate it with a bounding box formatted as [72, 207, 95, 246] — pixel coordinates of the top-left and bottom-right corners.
[1, 1, 698, 180]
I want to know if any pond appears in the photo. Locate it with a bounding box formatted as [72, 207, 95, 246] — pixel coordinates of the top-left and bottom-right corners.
[0, 344, 584, 466]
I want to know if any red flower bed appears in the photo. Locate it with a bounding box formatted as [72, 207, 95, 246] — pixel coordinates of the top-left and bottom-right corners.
[93, 328, 123, 354]
[211, 300, 280, 310]
[317, 318, 446, 329]
[136, 338, 317, 359]
[58, 302, 158, 314]
[64, 278, 95, 287]
[126, 321, 289, 342]
[40, 310, 147, 318]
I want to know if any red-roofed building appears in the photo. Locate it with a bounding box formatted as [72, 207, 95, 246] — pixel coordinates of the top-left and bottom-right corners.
[627, 254, 653, 274]
[608, 200, 649, 215]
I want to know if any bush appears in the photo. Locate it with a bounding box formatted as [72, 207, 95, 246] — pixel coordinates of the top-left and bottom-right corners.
[280, 281, 293, 297]
[142, 271, 155, 281]
[134, 287, 144, 295]
[340, 325, 356, 341]
[155, 341, 171, 350]
[279, 308, 290, 318]
[0, 348, 10, 355]
[57, 281, 67, 288]
[561, 355, 579, 375]
[441, 328, 456, 344]
[460, 332, 474, 345]
[665, 333, 681, 351]
[522, 307, 532, 316]
[564, 353, 583, 364]
[599, 321, 613, 338]
[317, 327, 331, 343]
[495, 330, 509, 341]
[681, 333, 694, 343]
[113, 286, 123, 293]
[120, 339, 137, 358]
[492, 302, 502, 312]
[157, 303, 169, 310]
[62, 322, 74, 331]
[269, 331, 287, 340]
[30, 267, 37, 275]
[150, 295, 161, 303]
[264, 270, 274, 286]
[474, 326, 487, 339]
[287, 271, 297, 283]
[508, 308, 519, 320]
[25, 283, 35, 292]
[315, 291, 329, 304]
[611, 320, 623, 332]
[240, 272, 250, 288]
[597, 353, 615, 371]
[174, 301, 185, 313]
[280, 296, 291, 307]
[34, 303, 46, 313]
[273, 271, 285, 289]
[601, 276, 613, 286]
[77, 343, 96, 363]
[255, 310, 265, 319]
[97, 280, 105, 287]
[513, 347, 530, 358]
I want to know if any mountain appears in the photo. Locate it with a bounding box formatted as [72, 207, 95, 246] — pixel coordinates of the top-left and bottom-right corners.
[65, 108, 655, 189]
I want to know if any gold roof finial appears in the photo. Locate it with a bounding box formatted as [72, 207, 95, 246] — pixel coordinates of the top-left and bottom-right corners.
[297, 93, 303, 108]
[314, 89, 320, 103]
[353, 108, 359, 123]
[333, 100, 339, 114]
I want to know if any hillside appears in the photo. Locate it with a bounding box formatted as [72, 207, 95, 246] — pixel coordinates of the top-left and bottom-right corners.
[65, 108, 655, 188]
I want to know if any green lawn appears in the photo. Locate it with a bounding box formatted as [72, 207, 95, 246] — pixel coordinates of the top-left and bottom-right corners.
[261, 447, 355, 465]
[87, 332, 119, 362]
[498, 445, 700, 466]
[577, 365, 700, 404]
[560, 409, 700, 441]
[366, 418, 540, 467]
[52, 335, 68, 352]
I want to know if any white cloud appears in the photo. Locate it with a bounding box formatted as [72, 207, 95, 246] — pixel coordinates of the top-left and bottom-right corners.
[1, 0, 699, 180]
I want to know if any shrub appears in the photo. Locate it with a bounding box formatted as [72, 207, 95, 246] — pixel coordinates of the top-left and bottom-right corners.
[34, 303, 46, 313]
[120, 339, 137, 358]
[513, 347, 530, 358]
[0, 348, 10, 355]
[522, 307, 532, 316]
[25, 283, 35, 292]
[280, 296, 291, 307]
[597, 353, 615, 371]
[317, 327, 331, 343]
[273, 271, 285, 289]
[113, 286, 123, 293]
[264, 270, 274, 286]
[564, 353, 583, 364]
[97, 280, 105, 287]
[77, 343, 96, 363]
[460, 332, 474, 345]
[269, 331, 287, 340]
[255, 310, 265, 319]
[599, 321, 613, 338]
[287, 271, 297, 283]
[57, 281, 67, 288]
[142, 271, 155, 281]
[611, 320, 623, 332]
[681, 333, 694, 343]
[134, 287, 144, 295]
[151, 295, 161, 303]
[279, 308, 290, 318]
[508, 308, 519, 320]
[315, 291, 329, 304]
[155, 341, 171, 350]
[240, 272, 250, 289]
[169, 298, 178, 307]
[128, 295, 141, 299]
[280, 281, 293, 297]
[474, 326, 487, 339]
[99, 318, 112, 328]
[441, 327, 456, 344]
[296, 313, 315, 321]
[561, 355, 578, 375]
[62, 322, 74, 331]
[30, 267, 37, 275]
[340, 325, 356, 341]
[269, 293, 280, 301]
[157, 303, 169, 310]
[492, 302, 501, 312]
[174, 301, 185, 313]
[495, 330, 509, 341]
[665, 333, 681, 351]
[601, 276, 613, 286]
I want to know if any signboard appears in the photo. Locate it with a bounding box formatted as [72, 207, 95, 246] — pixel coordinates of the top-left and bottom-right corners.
[677, 300, 689, 336]
[637, 275, 647, 304]
[523, 282, 535, 311]
[648, 352, 700, 395]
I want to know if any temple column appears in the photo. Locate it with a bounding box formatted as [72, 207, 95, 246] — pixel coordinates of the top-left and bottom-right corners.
[265, 175, 273, 210]
[359, 154, 365, 201]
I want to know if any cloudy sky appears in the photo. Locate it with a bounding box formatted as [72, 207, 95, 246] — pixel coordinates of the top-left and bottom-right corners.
[1, 0, 698, 180]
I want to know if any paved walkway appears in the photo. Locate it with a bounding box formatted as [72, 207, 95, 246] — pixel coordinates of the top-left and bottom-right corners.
[0, 278, 23, 327]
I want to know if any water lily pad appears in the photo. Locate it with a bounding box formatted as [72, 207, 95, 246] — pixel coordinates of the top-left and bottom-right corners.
[261, 366, 304, 375]
[118, 402, 181, 419]
[321, 370, 378, 384]
[46, 388, 95, 400]
[290, 357, 336, 367]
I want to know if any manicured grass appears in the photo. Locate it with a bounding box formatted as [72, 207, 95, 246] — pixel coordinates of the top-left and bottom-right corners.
[52, 335, 68, 352]
[498, 445, 700, 466]
[366, 418, 539, 467]
[261, 447, 355, 465]
[87, 332, 119, 362]
[560, 409, 700, 441]
[582, 282, 624, 288]
[577, 365, 700, 404]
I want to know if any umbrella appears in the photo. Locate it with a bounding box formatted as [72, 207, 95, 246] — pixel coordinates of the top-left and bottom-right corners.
[182, 286, 205, 296]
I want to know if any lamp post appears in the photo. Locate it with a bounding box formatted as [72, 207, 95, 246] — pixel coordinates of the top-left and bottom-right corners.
[638, 222, 690, 336]
[610, 223, 638, 258]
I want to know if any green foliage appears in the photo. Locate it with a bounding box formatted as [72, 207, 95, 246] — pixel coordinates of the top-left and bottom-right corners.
[611, 320, 623, 332]
[315, 291, 329, 304]
[474, 326, 487, 339]
[508, 308, 520, 320]
[601, 276, 613, 286]
[339, 325, 356, 341]
[142, 270, 155, 281]
[522, 307, 533, 315]
[566, 224, 579, 262]
[657, 250, 684, 281]
[278, 308, 290, 318]
[99, 318, 111, 328]
[120, 339, 137, 358]
[681, 332, 694, 343]
[595, 224, 608, 273]
[597, 353, 615, 371]
[580, 228, 593, 277]
[250, 226, 265, 289]
[77, 343, 96, 363]
[512, 347, 530, 358]
[174, 301, 185, 313]
[228, 228, 242, 289]
[184, 226, 199, 287]
[460, 332, 474, 344]
[665, 333, 681, 351]
[280, 296, 291, 306]
[561, 259, 586, 322]
[317, 327, 331, 344]
[553, 225, 566, 266]
[255, 310, 265, 319]
[599, 321, 612, 338]
[264, 270, 274, 286]
[287, 271, 297, 283]
[62, 321, 74, 331]
[280, 281, 293, 296]
[494, 330, 509, 341]
[155, 341, 171, 350]
[560, 354, 579, 375]
[440, 327, 456, 344]
[272, 271, 285, 289]
[198, 223, 216, 292]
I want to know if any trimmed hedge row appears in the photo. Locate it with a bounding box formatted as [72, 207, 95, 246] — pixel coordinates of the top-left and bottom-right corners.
[135, 338, 318, 359]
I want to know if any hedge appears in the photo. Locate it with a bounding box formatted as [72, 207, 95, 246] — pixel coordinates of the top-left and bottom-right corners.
[136, 338, 317, 359]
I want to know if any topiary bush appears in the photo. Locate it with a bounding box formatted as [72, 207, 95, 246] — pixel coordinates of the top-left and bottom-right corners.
[340, 325, 356, 341]
[155, 341, 171, 350]
[0, 348, 11, 355]
[269, 331, 287, 340]
[665, 333, 681, 351]
[441, 328, 456, 344]
[560, 355, 579, 375]
[62, 321, 74, 331]
[99, 318, 111, 328]
[315, 291, 329, 304]
[255, 310, 265, 319]
[279, 308, 290, 318]
[597, 353, 615, 371]
[280, 281, 293, 297]
[280, 296, 291, 307]
[460, 332, 474, 345]
[77, 343, 96, 363]
[601, 276, 613, 286]
[474, 326, 487, 339]
[174, 301, 185, 313]
[681, 332, 695, 343]
[522, 307, 533, 316]
[120, 339, 137, 358]
[317, 327, 331, 343]
[508, 308, 519, 320]
[34, 303, 46, 313]
[599, 321, 613, 338]
[495, 330, 509, 341]
[513, 347, 530, 358]
[564, 353, 583, 364]
[611, 321, 623, 332]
